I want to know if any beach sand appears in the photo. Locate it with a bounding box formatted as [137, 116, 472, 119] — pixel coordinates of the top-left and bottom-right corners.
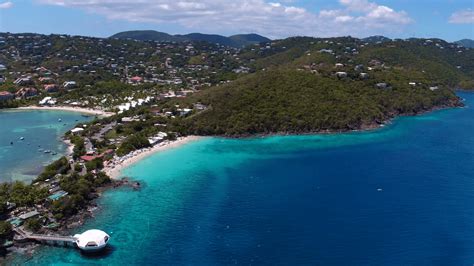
[17, 106, 115, 117]
[105, 136, 202, 179]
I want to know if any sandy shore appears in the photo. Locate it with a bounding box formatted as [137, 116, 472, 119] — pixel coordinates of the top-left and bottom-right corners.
[16, 106, 115, 117]
[104, 136, 202, 179]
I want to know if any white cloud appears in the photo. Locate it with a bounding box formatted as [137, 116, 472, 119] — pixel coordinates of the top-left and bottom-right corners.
[0, 1, 13, 9]
[36, 0, 413, 38]
[449, 9, 474, 24]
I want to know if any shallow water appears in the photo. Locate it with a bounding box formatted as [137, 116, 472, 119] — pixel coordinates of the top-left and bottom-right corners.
[0, 110, 92, 183]
[12, 92, 474, 265]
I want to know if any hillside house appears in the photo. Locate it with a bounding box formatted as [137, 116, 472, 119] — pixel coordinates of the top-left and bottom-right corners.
[44, 84, 59, 93]
[335, 72, 348, 78]
[359, 73, 369, 79]
[129, 76, 143, 84]
[376, 83, 389, 89]
[0, 91, 14, 101]
[16, 87, 38, 98]
[14, 77, 33, 86]
[63, 81, 77, 89]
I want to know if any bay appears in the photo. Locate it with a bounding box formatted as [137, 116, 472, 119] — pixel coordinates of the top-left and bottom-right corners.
[12, 92, 474, 265]
[0, 110, 93, 183]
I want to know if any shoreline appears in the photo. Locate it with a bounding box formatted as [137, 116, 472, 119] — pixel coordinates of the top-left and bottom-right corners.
[1, 97, 467, 261]
[15, 106, 115, 117]
[209, 101, 463, 139]
[104, 136, 203, 179]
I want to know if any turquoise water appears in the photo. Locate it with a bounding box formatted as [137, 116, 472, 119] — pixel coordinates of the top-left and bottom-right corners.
[11, 92, 474, 265]
[0, 110, 92, 183]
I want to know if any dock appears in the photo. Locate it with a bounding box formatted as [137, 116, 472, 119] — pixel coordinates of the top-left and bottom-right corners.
[14, 227, 77, 247]
[13, 227, 110, 251]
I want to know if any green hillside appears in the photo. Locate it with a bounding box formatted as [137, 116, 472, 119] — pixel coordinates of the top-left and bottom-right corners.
[175, 69, 460, 136]
[161, 37, 474, 136]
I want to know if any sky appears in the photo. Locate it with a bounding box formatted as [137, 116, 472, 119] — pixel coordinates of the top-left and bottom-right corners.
[0, 0, 472, 41]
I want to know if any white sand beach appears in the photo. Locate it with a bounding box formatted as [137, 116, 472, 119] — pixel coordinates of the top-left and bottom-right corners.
[17, 106, 115, 117]
[104, 136, 202, 179]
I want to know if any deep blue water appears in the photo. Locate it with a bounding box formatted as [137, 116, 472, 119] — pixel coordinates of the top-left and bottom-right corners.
[12, 92, 474, 265]
[0, 110, 92, 182]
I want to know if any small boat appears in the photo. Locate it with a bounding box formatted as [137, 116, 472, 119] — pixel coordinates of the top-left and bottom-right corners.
[58, 118, 62, 122]
[20, 137, 25, 140]
[44, 150, 52, 154]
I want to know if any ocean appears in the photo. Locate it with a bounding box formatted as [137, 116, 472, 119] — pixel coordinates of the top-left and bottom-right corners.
[0, 110, 93, 183]
[11, 92, 474, 265]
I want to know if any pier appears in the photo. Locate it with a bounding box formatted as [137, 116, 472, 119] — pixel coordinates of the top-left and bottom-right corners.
[13, 227, 110, 251]
[14, 227, 77, 247]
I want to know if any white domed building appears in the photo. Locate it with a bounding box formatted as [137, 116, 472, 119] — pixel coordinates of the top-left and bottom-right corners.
[74, 229, 110, 251]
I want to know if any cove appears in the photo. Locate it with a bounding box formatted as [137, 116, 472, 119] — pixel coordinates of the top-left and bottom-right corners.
[0, 110, 93, 183]
[13, 92, 474, 265]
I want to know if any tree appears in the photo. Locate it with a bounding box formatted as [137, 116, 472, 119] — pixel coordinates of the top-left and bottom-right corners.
[25, 218, 42, 232]
[0, 221, 12, 243]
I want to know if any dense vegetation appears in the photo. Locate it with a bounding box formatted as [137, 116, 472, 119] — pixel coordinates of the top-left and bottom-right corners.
[36, 157, 70, 182]
[0, 182, 48, 208]
[52, 172, 110, 220]
[116, 134, 151, 156]
[176, 69, 460, 136]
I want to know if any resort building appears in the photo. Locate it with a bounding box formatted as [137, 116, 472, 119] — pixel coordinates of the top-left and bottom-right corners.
[74, 229, 110, 251]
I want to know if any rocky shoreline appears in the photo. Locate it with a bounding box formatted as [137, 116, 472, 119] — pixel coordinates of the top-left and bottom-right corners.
[215, 97, 464, 138]
[1, 177, 141, 262]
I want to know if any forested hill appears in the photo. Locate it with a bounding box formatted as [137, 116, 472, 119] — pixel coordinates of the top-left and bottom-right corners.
[110, 30, 270, 48]
[168, 37, 472, 136]
[456, 39, 474, 48]
[175, 70, 460, 136]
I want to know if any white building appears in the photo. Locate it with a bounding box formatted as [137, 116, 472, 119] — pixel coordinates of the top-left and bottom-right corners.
[74, 229, 110, 252]
[335, 72, 348, 78]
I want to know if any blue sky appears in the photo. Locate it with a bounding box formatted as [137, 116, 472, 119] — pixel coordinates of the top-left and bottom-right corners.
[0, 0, 472, 41]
